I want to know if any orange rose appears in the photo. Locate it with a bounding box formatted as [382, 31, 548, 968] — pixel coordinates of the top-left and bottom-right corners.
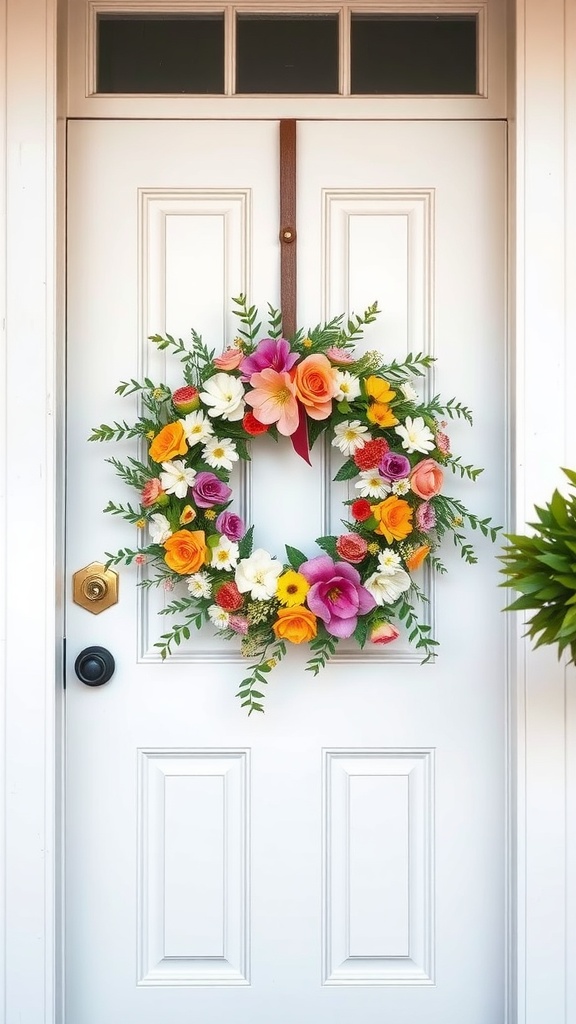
[149, 422, 188, 463]
[163, 529, 208, 575]
[405, 544, 431, 572]
[272, 605, 318, 644]
[365, 375, 398, 427]
[410, 459, 444, 499]
[371, 496, 414, 543]
[293, 354, 338, 420]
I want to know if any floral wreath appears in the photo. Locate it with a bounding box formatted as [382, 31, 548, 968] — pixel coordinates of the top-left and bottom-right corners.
[92, 296, 499, 713]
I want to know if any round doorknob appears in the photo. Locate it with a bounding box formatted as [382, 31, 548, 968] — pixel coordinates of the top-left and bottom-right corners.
[74, 646, 115, 686]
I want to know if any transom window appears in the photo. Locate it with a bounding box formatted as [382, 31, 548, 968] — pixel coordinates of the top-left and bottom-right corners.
[96, 6, 480, 96]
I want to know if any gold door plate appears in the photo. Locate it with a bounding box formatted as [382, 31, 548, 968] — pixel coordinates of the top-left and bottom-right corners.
[73, 562, 118, 614]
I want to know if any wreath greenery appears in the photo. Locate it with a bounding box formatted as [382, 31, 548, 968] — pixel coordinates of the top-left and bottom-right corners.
[91, 296, 499, 713]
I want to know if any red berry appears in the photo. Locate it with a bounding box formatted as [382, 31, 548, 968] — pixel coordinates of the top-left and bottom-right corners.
[243, 411, 269, 436]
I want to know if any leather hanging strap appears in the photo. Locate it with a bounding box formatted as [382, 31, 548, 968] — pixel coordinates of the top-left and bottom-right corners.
[279, 119, 297, 339]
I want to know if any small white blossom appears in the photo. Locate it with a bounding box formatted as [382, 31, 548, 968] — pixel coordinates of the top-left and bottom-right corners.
[187, 572, 212, 599]
[378, 549, 402, 573]
[207, 604, 230, 629]
[392, 477, 411, 495]
[202, 436, 239, 471]
[160, 459, 197, 499]
[400, 382, 419, 403]
[331, 420, 371, 456]
[395, 416, 435, 455]
[235, 548, 283, 600]
[149, 513, 172, 545]
[200, 372, 245, 421]
[364, 567, 411, 605]
[355, 470, 391, 498]
[210, 535, 240, 572]
[334, 370, 361, 402]
[180, 410, 214, 445]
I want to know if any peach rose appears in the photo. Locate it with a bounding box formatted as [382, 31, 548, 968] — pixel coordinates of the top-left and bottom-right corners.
[410, 459, 444, 499]
[293, 354, 338, 420]
[163, 529, 208, 575]
[141, 478, 165, 507]
[272, 605, 318, 644]
[149, 421, 188, 463]
[370, 496, 414, 544]
[214, 347, 243, 370]
[405, 544, 431, 572]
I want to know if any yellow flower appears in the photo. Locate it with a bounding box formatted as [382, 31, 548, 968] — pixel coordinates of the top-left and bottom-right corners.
[266, 658, 277, 669]
[180, 504, 197, 525]
[367, 542, 380, 555]
[205, 509, 216, 520]
[302, 337, 313, 348]
[276, 570, 310, 607]
[136, 518, 146, 529]
[146, 430, 155, 440]
[365, 375, 396, 404]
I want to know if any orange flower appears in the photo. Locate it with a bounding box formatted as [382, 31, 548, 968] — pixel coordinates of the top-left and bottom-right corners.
[365, 375, 398, 427]
[163, 530, 208, 575]
[149, 422, 188, 463]
[370, 496, 414, 543]
[405, 544, 431, 572]
[293, 353, 338, 420]
[272, 605, 318, 644]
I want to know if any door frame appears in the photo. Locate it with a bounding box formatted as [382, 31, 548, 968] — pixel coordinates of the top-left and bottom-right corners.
[1, 1, 575, 1022]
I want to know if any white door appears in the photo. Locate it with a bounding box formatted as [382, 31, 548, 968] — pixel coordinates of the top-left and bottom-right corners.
[66, 119, 506, 1023]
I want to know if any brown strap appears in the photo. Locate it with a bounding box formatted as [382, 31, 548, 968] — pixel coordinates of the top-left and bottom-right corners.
[279, 120, 297, 338]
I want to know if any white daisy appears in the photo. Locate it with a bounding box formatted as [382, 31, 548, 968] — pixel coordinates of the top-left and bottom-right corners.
[187, 572, 212, 599]
[392, 477, 411, 495]
[400, 382, 419, 403]
[200, 372, 245, 421]
[377, 548, 402, 574]
[207, 604, 230, 630]
[202, 436, 239, 471]
[210, 535, 240, 572]
[235, 548, 283, 600]
[331, 420, 371, 456]
[334, 370, 361, 402]
[160, 459, 197, 499]
[395, 416, 435, 455]
[364, 567, 411, 605]
[355, 470, 391, 498]
[180, 410, 214, 446]
[148, 513, 172, 545]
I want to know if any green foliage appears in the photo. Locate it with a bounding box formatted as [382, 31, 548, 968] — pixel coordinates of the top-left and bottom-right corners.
[285, 545, 307, 570]
[500, 468, 576, 662]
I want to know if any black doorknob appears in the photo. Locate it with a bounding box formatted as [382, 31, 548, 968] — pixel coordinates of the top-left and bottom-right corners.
[74, 646, 115, 686]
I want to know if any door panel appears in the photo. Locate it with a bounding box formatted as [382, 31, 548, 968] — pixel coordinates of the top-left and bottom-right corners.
[66, 119, 506, 1023]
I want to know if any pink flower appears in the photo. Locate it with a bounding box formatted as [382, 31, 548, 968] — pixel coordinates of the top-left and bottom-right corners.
[370, 622, 400, 645]
[229, 614, 249, 635]
[244, 368, 299, 436]
[410, 458, 444, 499]
[240, 337, 298, 379]
[300, 554, 376, 639]
[214, 347, 243, 371]
[326, 346, 356, 365]
[135, 554, 147, 565]
[416, 502, 436, 531]
[335, 533, 368, 563]
[141, 478, 165, 507]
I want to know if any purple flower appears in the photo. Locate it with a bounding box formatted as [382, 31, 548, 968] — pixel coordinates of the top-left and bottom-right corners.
[215, 510, 245, 541]
[300, 554, 376, 639]
[380, 452, 411, 480]
[240, 337, 299, 380]
[416, 502, 436, 532]
[192, 471, 232, 509]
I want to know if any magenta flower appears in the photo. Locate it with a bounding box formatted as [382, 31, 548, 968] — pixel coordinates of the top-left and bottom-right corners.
[300, 554, 376, 639]
[240, 337, 299, 380]
[192, 471, 232, 508]
[380, 452, 411, 480]
[216, 510, 245, 541]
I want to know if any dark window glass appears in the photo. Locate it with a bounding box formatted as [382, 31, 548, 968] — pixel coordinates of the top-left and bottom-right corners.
[351, 14, 477, 95]
[97, 14, 225, 94]
[236, 14, 339, 94]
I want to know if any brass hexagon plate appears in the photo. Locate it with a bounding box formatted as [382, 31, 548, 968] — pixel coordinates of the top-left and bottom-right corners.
[73, 562, 118, 614]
